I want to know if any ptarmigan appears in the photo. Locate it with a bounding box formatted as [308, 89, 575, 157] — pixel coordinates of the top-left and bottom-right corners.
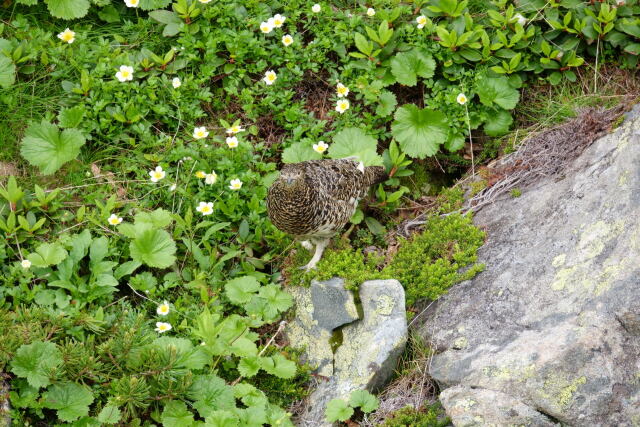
[267, 158, 387, 270]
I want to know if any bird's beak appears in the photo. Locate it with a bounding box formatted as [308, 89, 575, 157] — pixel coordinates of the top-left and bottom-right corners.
[286, 178, 294, 185]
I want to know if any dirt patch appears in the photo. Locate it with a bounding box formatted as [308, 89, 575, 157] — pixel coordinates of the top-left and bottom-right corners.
[293, 70, 335, 123]
[0, 162, 19, 177]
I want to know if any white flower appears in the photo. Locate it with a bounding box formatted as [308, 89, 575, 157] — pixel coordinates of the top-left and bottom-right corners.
[172, 77, 181, 88]
[260, 20, 274, 33]
[21, 259, 31, 269]
[57, 28, 75, 44]
[157, 301, 170, 316]
[263, 70, 277, 85]
[335, 99, 350, 114]
[456, 93, 468, 105]
[193, 126, 209, 139]
[124, 0, 139, 7]
[336, 82, 349, 97]
[272, 14, 286, 28]
[617, 0, 626, 5]
[514, 13, 527, 25]
[205, 172, 217, 185]
[313, 141, 329, 153]
[107, 214, 123, 225]
[366, 7, 375, 16]
[155, 322, 172, 333]
[555, 51, 564, 60]
[282, 34, 294, 46]
[149, 166, 166, 182]
[115, 65, 134, 82]
[229, 179, 243, 190]
[196, 201, 214, 215]
[226, 125, 245, 134]
[169, 183, 177, 191]
[195, 170, 206, 179]
[416, 15, 428, 29]
[226, 136, 239, 148]
[198, 0, 212, 3]
[312, 3, 321, 13]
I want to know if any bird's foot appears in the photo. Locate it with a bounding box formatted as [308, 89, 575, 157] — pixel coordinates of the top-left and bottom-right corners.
[299, 261, 318, 271]
[300, 240, 313, 252]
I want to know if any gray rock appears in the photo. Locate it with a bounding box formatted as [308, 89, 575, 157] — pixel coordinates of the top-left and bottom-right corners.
[439, 385, 557, 426]
[286, 278, 359, 377]
[1, 379, 9, 427]
[419, 107, 640, 425]
[290, 279, 408, 426]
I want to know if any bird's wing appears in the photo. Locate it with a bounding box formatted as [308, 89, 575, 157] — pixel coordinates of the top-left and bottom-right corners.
[303, 159, 366, 202]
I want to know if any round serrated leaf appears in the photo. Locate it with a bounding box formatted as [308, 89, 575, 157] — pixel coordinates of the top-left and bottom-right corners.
[390, 49, 435, 86]
[391, 105, 448, 159]
[20, 120, 86, 175]
[328, 128, 383, 166]
[129, 228, 176, 268]
[45, 0, 90, 19]
[10, 341, 62, 389]
[484, 110, 513, 136]
[0, 55, 16, 89]
[225, 276, 260, 305]
[281, 142, 322, 164]
[28, 242, 68, 267]
[325, 399, 354, 422]
[475, 76, 520, 110]
[44, 382, 94, 422]
[349, 390, 379, 413]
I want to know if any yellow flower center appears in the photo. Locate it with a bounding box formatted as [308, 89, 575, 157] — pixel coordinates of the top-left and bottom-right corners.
[62, 33, 73, 41]
[418, 17, 426, 24]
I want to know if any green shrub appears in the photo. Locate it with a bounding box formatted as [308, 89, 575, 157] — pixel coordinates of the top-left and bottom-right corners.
[382, 403, 451, 427]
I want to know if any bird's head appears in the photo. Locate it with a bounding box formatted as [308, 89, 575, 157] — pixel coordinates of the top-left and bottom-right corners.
[276, 166, 306, 192]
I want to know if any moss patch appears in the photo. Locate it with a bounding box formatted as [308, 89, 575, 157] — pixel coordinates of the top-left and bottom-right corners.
[283, 214, 486, 307]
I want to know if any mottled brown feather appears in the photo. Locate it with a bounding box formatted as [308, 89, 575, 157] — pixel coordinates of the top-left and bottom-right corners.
[267, 158, 386, 240]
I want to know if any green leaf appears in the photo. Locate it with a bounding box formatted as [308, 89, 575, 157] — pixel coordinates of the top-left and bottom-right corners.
[45, 0, 90, 19]
[257, 284, 293, 315]
[365, 216, 386, 235]
[483, 110, 513, 136]
[98, 5, 120, 23]
[140, 0, 171, 10]
[134, 208, 173, 228]
[237, 356, 261, 377]
[328, 127, 383, 166]
[129, 229, 176, 268]
[161, 400, 195, 427]
[390, 49, 436, 86]
[444, 132, 465, 152]
[58, 106, 85, 128]
[281, 142, 322, 164]
[376, 90, 397, 117]
[260, 354, 296, 379]
[225, 276, 260, 305]
[20, 120, 86, 175]
[349, 390, 379, 413]
[97, 405, 121, 424]
[204, 410, 240, 427]
[0, 55, 16, 89]
[325, 398, 354, 422]
[475, 76, 520, 110]
[10, 341, 62, 389]
[44, 383, 94, 422]
[350, 208, 364, 224]
[188, 375, 236, 419]
[149, 10, 182, 24]
[27, 242, 68, 267]
[114, 260, 141, 280]
[391, 105, 448, 158]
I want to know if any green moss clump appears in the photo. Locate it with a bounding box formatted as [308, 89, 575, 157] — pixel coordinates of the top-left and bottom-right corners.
[386, 214, 485, 306]
[284, 214, 485, 307]
[284, 242, 387, 290]
[510, 188, 522, 197]
[381, 403, 451, 427]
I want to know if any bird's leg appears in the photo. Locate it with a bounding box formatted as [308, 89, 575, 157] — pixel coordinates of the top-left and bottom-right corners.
[300, 240, 314, 252]
[301, 238, 328, 271]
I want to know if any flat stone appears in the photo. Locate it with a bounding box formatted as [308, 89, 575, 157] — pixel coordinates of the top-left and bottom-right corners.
[311, 278, 360, 331]
[285, 278, 359, 377]
[295, 279, 407, 426]
[418, 106, 640, 425]
[440, 386, 557, 427]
